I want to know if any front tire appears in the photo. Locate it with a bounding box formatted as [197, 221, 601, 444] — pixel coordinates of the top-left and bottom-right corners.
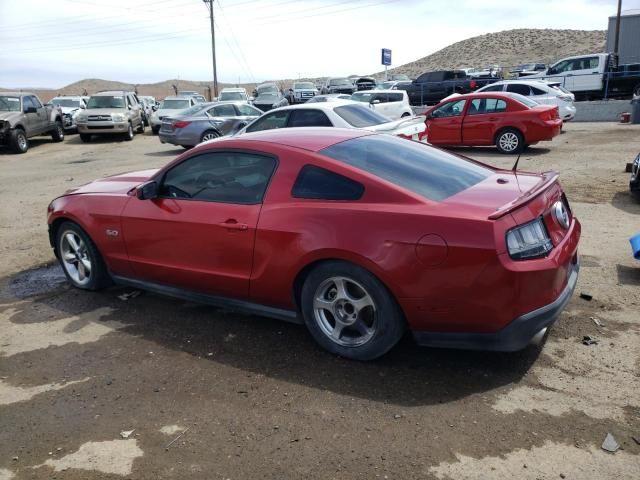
[136, 119, 145, 134]
[300, 261, 404, 361]
[51, 121, 65, 142]
[55, 221, 111, 290]
[79, 133, 92, 143]
[495, 128, 523, 154]
[9, 128, 28, 153]
[124, 123, 134, 141]
[151, 126, 160, 135]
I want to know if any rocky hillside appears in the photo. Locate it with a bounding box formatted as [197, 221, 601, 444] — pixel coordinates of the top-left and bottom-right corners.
[380, 29, 607, 78]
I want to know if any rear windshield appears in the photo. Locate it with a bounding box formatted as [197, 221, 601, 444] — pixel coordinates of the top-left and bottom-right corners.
[508, 93, 538, 108]
[220, 92, 245, 101]
[333, 104, 388, 127]
[161, 99, 191, 109]
[320, 135, 492, 201]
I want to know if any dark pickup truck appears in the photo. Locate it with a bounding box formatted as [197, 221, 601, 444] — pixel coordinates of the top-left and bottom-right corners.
[396, 70, 499, 106]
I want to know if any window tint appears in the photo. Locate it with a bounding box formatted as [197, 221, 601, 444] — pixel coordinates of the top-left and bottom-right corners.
[468, 98, 507, 115]
[292, 165, 364, 200]
[160, 152, 276, 204]
[246, 110, 289, 132]
[506, 84, 531, 96]
[333, 104, 388, 127]
[23, 96, 35, 110]
[288, 109, 333, 127]
[372, 93, 388, 103]
[509, 93, 538, 108]
[431, 99, 466, 118]
[236, 104, 261, 116]
[480, 84, 504, 92]
[211, 104, 237, 117]
[320, 134, 491, 202]
[30, 96, 42, 108]
[388, 93, 403, 102]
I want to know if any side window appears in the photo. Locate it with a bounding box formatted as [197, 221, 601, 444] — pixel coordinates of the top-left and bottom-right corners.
[506, 84, 531, 96]
[236, 104, 260, 116]
[287, 109, 333, 127]
[210, 104, 237, 117]
[493, 100, 507, 112]
[126, 95, 132, 107]
[292, 165, 364, 200]
[373, 93, 388, 103]
[468, 98, 507, 115]
[22, 96, 35, 111]
[160, 152, 276, 204]
[388, 93, 403, 102]
[30, 96, 43, 108]
[416, 73, 430, 83]
[530, 86, 546, 95]
[552, 60, 571, 73]
[481, 84, 504, 92]
[431, 99, 466, 118]
[246, 110, 289, 132]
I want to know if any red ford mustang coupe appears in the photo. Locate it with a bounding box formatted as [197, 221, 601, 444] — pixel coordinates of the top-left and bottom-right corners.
[421, 92, 563, 154]
[48, 128, 580, 360]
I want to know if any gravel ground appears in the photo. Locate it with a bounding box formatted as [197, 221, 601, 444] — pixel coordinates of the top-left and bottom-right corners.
[0, 124, 639, 479]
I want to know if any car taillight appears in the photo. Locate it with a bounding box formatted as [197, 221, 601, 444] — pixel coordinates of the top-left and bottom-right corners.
[506, 217, 553, 260]
[558, 94, 573, 102]
[173, 120, 191, 128]
[470, 80, 477, 89]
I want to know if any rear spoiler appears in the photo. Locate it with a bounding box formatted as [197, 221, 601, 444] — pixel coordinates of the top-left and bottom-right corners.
[373, 116, 425, 136]
[488, 171, 559, 220]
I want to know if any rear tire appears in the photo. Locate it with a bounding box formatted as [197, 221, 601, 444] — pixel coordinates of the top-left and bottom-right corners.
[200, 130, 219, 143]
[9, 128, 28, 153]
[300, 261, 404, 361]
[633, 83, 640, 98]
[51, 121, 65, 142]
[401, 112, 411, 118]
[495, 128, 523, 154]
[55, 221, 111, 291]
[136, 120, 145, 134]
[151, 126, 160, 135]
[79, 134, 92, 143]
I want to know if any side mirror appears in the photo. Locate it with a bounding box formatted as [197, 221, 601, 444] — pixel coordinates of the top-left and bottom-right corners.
[24, 106, 37, 114]
[136, 181, 158, 200]
[370, 99, 381, 105]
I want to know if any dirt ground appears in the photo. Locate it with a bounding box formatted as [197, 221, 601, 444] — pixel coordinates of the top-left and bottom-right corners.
[0, 123, 639, 480]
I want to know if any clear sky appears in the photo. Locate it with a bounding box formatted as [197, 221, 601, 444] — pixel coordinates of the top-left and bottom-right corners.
[1, 0, 638, 88]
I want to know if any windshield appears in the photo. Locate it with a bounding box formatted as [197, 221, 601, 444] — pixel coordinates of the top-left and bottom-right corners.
[509, 93, 539, 108]
[87, 95, 125, 109]
[220, 92, 245, 101]
[329, 78, 352, 86]
[294, 82, 314, 89]
[51, 98, 81, 107]
[333, 104, 388, 127]
[320, 135, 492, 202]
[161, 99, 191, 109]
[178, 104, 210, 116]
[256, 93, 278, 101]
[351, 92, 374, 103]
[257, 85, 278, 94]
[0, 96, 22, 111]
[391, 74, 410, 81]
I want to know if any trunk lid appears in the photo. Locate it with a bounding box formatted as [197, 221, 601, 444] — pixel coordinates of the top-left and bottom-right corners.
[364, 117, 426, 137]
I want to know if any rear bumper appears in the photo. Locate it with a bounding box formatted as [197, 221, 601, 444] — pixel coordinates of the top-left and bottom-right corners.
[413, 257, 580, 351]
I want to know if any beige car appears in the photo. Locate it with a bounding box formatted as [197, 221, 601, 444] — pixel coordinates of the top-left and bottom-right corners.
[75, 91, 145, 142]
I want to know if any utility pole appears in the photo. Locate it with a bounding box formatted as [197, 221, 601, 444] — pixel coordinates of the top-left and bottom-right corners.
[613, 0, 622, 59]
[203, 0, 218, 98]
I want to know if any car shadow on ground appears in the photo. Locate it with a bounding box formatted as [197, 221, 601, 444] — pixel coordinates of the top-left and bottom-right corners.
[611, 190, 640, 214]
[63, 135, 139, 145]
[0, 138, 56, 155]
[3, 264, 542, 408]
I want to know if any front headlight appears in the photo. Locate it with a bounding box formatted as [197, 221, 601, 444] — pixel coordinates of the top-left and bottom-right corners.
[76, 114, 87, 122]
[506, 217, 553, 260]
[112, 113, 125, 122]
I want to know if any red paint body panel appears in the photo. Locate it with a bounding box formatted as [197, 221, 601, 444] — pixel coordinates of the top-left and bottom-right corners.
[48, 128, 580, 339]
[425, 92, 563, 148]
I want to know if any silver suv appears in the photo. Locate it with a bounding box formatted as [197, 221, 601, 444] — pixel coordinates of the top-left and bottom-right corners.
[76, 91, 144, 142]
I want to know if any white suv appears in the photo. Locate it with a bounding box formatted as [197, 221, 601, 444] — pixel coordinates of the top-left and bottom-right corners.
[350, 89, 413, 120]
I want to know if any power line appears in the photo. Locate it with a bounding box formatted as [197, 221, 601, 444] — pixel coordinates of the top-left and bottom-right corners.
[216, 0, 256, 83]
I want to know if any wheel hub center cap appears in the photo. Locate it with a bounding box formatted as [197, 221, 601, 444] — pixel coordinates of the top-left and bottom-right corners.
[335, 300, 357, 324]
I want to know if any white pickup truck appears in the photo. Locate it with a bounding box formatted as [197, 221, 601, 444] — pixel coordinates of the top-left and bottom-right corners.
[527, 53, 640, 100]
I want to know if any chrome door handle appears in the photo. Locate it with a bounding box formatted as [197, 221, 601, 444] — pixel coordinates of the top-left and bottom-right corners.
[218, 220, 248, 231]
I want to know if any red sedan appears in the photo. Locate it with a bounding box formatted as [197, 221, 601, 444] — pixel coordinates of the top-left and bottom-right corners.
[421, 92, 563, 153]
[48, 128, 580, 360]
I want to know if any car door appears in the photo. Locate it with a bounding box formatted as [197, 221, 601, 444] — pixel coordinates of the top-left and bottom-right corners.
[120, 150, 277, 299]
[461, 97, 507, 145]
[244, 110, 290, 133]
[426, 98, 466, 145]
[21, 96, 40, 136]
[569, 56, 602, 92]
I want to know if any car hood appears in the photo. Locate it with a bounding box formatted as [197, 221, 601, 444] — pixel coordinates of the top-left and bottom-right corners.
[253, 96, 282, 104]
[0, 111, 22, 122]
[58, 106, 82, 115]
[64, 169, 159, 196]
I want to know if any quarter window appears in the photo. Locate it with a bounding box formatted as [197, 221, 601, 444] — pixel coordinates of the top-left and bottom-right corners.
[388, 93, 403, 102]
[246, 111, 289, 132]
[506, 84, 531, 96]
[292, 165, 364, 200]
[210, 104, 237, 117]
[160, 152, 276, 204]
[430, 99, 466, 118]
[236, 104, 261, 116]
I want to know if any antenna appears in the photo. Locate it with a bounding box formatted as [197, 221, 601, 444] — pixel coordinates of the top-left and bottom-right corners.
[512, 151, 522, 172]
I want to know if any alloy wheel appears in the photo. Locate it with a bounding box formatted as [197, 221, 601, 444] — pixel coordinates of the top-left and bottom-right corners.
[60, 230, 92, 286]
[17, 132, 27, 151]
[499, 132, 519, 152]
[312, 276, 377, 347]
[201, 131, 218, 142]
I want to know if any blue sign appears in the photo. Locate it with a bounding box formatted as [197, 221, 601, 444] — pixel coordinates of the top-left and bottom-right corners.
[381, 48, 392, 66]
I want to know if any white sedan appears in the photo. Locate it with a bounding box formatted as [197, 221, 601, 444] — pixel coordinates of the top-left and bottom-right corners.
[476, 80, 576, 121]
[235, 101, 425, 139]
